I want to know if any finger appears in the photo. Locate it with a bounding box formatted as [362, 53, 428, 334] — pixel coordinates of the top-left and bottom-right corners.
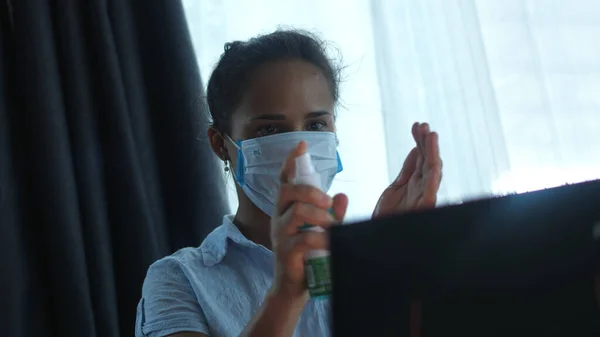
[332, 193, 349, 222]
[422, 132, 440, 170]
[291, 231, 329, 253]
[411, 122, 420, 149]
[418, 123, 430, 155]
[393, 147, 419, 187]
[279, 141, 308, 184]
[415, 151, 424, 180]
[278, 202, 336, 236]
[422, 145, 442, 208]
[287, 232, 329, 267]
[411, 122, 421, 142]
[417, 133, 443, 208]
[421, 166, 442, 208]
[276, 183, 333, 216]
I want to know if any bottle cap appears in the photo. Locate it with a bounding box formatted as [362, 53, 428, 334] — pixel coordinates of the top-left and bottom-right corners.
[295, 152, 316, 176]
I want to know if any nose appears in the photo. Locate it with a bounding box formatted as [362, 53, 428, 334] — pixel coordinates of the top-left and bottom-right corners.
[290, 119, 306, 132]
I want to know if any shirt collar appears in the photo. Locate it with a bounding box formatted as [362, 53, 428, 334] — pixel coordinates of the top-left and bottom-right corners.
[200, 215, 271, 266]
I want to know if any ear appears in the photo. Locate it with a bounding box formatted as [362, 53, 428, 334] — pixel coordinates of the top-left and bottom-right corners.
[208, 127, 228, 161]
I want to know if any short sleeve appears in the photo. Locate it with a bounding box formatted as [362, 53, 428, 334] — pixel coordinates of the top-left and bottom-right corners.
[135, 257, 210, 337]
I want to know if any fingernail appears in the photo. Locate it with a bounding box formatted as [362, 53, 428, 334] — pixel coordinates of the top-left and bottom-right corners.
[323, 194, 333, 205]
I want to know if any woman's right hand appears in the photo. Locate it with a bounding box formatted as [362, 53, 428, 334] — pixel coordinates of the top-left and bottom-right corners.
[269, 141, 348, 302]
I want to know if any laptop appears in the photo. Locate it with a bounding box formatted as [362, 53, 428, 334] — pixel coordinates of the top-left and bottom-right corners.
[330, 179, 600, 337]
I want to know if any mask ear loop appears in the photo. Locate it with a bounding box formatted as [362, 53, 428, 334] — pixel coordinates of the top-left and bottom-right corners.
[223, 134, 245, 186]
[220, 134, 238, 172]
[224, 134, 241, 150]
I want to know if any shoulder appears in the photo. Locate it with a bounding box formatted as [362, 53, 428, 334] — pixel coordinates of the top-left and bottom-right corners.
[144, 247, 205, 284]
[136, 247, 219, 337]
[142, 219, 234, 296]
[137, 247, 213, 337]
[140, 246, 209, 312]
[144, 218, 232, 285]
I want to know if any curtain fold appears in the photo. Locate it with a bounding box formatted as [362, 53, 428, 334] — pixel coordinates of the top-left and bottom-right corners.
[0, 1, 228, 336]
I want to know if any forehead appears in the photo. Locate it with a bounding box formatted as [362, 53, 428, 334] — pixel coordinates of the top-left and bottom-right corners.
[235, 60, 334, 121]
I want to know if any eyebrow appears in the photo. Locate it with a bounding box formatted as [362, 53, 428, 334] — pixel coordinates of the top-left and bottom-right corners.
[250, 111, 331, 121]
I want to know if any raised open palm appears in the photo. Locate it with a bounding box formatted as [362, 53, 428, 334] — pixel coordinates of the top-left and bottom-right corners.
[372, 122, 443, 218]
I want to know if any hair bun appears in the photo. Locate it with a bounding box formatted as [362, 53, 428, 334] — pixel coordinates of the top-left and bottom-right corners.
[224, 41, 244, 53]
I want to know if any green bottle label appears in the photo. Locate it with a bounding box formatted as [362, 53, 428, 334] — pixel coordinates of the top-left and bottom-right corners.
[300, 207, 335, 299]
[305, 255, 332, 299]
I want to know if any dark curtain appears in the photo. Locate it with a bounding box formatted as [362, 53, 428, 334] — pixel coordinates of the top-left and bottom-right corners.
[0, 1, 228, 336]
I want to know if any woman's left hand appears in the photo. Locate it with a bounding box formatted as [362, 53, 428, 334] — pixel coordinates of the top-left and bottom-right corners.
[372, 122, 443, 218]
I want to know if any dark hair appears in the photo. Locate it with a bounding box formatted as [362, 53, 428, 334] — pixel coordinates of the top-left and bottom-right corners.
[206, 29, 342, 135]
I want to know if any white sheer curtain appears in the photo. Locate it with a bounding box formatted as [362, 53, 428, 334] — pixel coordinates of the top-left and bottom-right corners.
[183, 0, 600, 222]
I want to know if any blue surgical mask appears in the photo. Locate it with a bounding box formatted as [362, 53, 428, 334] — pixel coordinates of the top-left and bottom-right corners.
[227, 131, 343, 217]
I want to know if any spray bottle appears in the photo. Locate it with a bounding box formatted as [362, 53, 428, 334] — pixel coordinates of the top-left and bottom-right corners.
[294, 152, 333, 299]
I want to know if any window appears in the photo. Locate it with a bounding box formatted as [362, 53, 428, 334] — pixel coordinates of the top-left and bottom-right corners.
[184, 0, 600, 221]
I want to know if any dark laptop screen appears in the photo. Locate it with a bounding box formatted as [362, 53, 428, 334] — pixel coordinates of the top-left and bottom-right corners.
[330, 180, 600, 337]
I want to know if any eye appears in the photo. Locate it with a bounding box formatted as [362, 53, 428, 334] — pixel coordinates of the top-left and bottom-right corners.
[307, 121, 327, 131]
[257, 125, 280, 137]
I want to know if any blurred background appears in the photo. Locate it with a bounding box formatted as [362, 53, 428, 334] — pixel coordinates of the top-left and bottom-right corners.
[183, 0, 600, 222]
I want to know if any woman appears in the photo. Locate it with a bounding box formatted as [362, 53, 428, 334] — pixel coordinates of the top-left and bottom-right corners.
[135, 29, 442, 337]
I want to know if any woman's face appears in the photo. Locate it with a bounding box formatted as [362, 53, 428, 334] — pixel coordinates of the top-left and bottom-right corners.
[224, 59, 336, 171]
